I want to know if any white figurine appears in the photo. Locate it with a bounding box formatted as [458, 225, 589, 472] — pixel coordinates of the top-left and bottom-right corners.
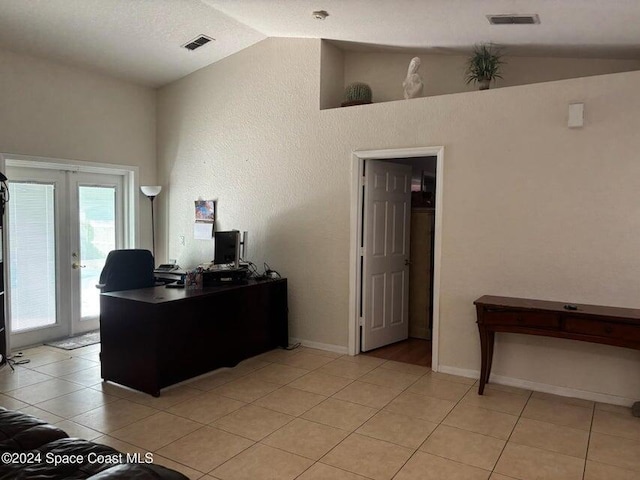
[403, 57, 424, 99]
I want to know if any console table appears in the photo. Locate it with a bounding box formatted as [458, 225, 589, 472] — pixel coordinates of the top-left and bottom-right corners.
[100, 279, 288, 396]
[474, 295, 640, 396]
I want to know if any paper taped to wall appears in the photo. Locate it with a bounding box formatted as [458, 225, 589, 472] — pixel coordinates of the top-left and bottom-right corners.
[194, 222, 213, 240]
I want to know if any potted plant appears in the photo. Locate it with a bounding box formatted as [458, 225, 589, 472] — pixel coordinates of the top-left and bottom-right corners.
[341, 82, 373, 107]
[465, 44, 504, 90]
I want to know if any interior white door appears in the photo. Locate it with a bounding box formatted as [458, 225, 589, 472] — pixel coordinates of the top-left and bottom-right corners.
[7, 166, 125, 348]
[361, 160, 412, 351]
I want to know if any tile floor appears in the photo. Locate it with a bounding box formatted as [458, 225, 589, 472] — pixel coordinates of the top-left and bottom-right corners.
[1, 344, 639, 479]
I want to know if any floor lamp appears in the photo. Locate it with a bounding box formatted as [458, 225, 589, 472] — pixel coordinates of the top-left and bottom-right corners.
[140, 185, 162, 261]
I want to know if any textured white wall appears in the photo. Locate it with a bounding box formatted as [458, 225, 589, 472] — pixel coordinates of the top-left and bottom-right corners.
[158, 37, 640, 402]
[342, 50, 640, 103]
[0, 48, 157, 249]
[320, 42, 344, 110]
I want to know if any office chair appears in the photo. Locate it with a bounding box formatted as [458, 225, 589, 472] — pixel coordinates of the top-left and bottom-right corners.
[97, 249, 155, 293]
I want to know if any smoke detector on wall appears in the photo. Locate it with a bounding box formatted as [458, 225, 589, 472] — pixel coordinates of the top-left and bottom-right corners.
[312, 10, 329, 20]
[182, 35, 215, 51]
[487, 14, 540, 25]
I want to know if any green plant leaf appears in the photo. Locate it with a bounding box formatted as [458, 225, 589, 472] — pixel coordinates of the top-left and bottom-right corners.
[465, 44, 505, 85]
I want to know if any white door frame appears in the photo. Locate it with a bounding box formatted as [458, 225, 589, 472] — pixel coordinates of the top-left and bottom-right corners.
[349, 146, 445, 371]
[0, 153, 139, 351]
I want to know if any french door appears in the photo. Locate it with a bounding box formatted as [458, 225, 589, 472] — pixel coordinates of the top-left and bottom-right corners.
[7, 165, 124, 348]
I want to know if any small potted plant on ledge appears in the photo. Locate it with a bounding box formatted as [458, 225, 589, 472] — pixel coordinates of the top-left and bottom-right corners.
[465, 44, 504, 90]
[341, 82, 373, 107]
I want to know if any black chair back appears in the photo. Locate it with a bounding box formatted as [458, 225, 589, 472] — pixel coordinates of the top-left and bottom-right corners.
[98, 249, 155, 293]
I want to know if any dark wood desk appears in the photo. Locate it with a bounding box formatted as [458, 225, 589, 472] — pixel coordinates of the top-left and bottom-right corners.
[100, 279, 288, 396]
[475, 295, 640, 395]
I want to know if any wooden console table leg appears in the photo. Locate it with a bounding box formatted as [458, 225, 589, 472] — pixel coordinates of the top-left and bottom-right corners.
[478, 327, 489, 395]
[478, 328, 496, 395]
[486, 331, 495, 386]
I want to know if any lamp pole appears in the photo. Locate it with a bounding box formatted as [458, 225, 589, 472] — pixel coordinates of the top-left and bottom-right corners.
[140, 186, 162, 260]
[149, 195, 156, 257]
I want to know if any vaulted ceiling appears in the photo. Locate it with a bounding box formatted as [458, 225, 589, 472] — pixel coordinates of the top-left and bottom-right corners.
[1, 0, 639, 87]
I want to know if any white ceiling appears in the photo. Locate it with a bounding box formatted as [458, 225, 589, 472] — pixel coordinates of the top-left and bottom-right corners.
[1, 0, 640, 88]
[0, 0, 265, 87]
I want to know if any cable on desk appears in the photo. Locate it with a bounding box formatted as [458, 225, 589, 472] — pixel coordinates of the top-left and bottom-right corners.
[243, 260, 261, 279]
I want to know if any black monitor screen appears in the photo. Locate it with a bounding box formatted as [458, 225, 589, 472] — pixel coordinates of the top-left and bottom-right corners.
[214, 231, 240, 265]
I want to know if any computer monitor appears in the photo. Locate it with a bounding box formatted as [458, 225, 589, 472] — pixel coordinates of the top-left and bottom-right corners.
[214, 230, 240, 267]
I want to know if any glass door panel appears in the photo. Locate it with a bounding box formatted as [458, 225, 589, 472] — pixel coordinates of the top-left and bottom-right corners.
[8, 183, 57, 332]
[70, 172, 123, 334]
[78, 185, 116, 319]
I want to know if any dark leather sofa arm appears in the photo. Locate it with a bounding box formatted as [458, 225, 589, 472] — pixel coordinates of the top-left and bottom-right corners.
[0, 408, 68, 451]
[0, 408, 188, 480]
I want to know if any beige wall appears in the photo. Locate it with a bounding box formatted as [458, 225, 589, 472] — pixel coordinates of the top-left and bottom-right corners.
[319, 42, 344, 110]
[158, 37, 640, 403]
[0, 48, 157, 249]
[342, 50, 640, 103]
[409, 210, 434, 340]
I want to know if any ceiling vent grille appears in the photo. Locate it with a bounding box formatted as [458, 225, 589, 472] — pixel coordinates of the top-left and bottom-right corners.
[487, 14, 540, 25]
[182, 35, 214, 51]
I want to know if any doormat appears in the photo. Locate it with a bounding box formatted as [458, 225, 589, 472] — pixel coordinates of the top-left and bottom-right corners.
[45, 331, 100, 350]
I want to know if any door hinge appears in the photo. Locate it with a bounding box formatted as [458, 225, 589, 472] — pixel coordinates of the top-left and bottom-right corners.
[361, 175, 366, 186]
[358, 317, 364, 327]
[359, 247, 364, 256]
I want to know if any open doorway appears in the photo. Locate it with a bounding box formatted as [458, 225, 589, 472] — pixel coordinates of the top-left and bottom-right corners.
[364, 156, 436, 366]
[349, 147, 444, 371]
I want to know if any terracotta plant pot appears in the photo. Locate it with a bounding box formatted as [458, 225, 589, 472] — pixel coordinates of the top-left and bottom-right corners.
[478, 78, 491, 90]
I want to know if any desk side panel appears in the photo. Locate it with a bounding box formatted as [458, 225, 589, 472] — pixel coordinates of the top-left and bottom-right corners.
[100, 295, 159, 395]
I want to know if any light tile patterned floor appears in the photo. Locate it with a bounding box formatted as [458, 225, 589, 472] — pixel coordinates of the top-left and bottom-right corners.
[1, 344, 639, 480]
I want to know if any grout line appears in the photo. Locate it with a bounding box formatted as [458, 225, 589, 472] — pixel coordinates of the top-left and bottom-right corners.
[150, 423, 233, 475]
[582, 402, 596, 480]
[500, 397, 596, 462]
[388, 373, 476, 478]
[233, 362, 439, 476]
[490, 387, 533, 477]
[151, 453, 207, 477]
[4, 383, 95, 410]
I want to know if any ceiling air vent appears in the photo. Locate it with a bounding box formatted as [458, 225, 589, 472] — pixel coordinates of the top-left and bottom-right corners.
[182, 35, 215, 51]
[487, 14, 540, 25]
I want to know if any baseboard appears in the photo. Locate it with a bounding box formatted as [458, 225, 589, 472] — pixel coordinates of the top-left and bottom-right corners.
[437, 364, 636, 407]
[434, 365, 478, 380]
[289, 337, 348, 355]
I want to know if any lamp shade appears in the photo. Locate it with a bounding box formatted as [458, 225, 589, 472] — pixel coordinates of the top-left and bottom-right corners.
[140, 185, 162, 197]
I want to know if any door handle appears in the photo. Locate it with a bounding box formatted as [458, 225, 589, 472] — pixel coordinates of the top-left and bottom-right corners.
[404, 259, 411, 266]
[72, 252, 85, 269]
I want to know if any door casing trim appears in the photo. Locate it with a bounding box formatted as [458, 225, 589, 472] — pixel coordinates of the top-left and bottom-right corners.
[349, 147, 444, 371]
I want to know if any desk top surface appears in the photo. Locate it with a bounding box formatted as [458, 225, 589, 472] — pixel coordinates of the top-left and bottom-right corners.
[475, 295, 640, 321]
[101, 278, 286, 304]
